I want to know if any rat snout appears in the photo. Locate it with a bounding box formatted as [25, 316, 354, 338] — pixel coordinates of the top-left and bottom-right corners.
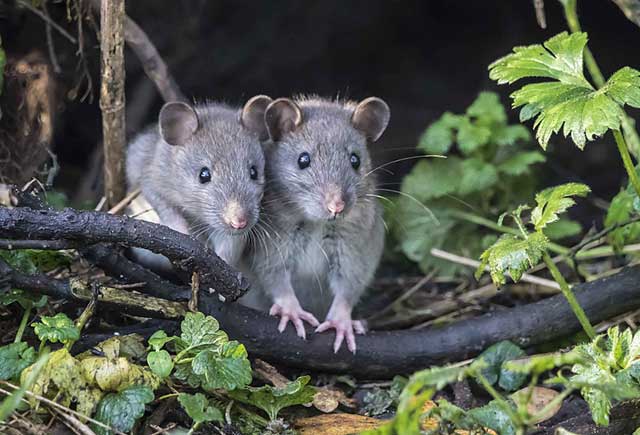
[222, 200, 248, 230]
[325, 185, 346, 218]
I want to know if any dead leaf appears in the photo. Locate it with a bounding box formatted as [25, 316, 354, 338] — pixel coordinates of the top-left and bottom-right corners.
[511, 386, 561, 424]
[313, 387, 357, 413]
[294, 413, 384, 435]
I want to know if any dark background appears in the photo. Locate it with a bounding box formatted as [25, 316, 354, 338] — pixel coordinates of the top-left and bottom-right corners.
[2, 0, 639, 206]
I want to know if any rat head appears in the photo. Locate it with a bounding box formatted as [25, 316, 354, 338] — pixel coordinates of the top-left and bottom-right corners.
[264, 96, 390, 222]
[159, 96, 272, 235]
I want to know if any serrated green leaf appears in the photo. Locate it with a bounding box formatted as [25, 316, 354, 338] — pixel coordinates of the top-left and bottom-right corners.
[180, 312, 225, 348]
[457, 119, 491, 155]
[401, 157, 463, 201]
[466, 91, 508, 125]
[504, 350, 583, 375]
[178, 392, 223, 425]
[191, 342, 252, 391]
[418, 112, 464, 154]
[476, 232, 548, 286]
[476, 341, 527, 392]
[497, 151, 546, 176]
[0, 343, 36, 381]
[92, 386, 154, 435]
[605, 188, 640, 251]
[531, 182, 590, 231]
[493, 124, 532, 146]
[489, 32, 640, 149]
[458, 158, 499, 195]
[147, 350, 173, 379]
[32, 313, 80, 345]
[229, 375, 316, 421]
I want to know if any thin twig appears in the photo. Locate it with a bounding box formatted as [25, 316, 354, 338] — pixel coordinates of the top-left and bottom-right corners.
[41, 0, 62, 73]
[569, 215, 640, 257]
[17, 0, 78, 43]
[108, 187, 141, 214]
[430, 248, 560, 290]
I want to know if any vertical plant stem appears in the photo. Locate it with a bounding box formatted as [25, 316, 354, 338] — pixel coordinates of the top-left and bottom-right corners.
[476, 373, 523, 428]
[13, 307, 31, 344]
[561, 0, 640, 155]
[543, 252, 595, 339]
[100, 0, 127, 207]
[614, 129, 640, 198]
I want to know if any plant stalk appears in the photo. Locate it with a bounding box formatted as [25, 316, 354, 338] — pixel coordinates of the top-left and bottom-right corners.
[614, 129, 640, 198]
[13, 307, 31, 344]
[543, 252, 595, 339]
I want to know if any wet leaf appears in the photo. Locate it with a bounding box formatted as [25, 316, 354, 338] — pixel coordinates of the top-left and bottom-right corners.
[92, 386, 154, 435]
[476, 341, 527, 392]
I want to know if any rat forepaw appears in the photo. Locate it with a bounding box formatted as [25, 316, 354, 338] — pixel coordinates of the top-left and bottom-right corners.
[316, 318, 367, 354]
[269, 301, 319, 340]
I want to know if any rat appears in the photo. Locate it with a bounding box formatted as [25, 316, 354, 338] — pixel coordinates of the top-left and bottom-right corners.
[240, 95, 390, 353]
[125, 95, 272, 269]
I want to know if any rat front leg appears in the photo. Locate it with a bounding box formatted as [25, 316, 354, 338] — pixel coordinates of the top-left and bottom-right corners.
[265, 269, 319, 339]
[316, 293, 366, 354]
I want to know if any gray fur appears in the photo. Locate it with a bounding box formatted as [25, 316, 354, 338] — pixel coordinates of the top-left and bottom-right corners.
[242, 96, 388, 319]
[126, 101, 267, 268]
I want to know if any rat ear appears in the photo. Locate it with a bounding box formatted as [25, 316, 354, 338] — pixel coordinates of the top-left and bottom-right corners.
[351, 97, 390, 142]
[240, 95, 273, 141]
[159, 102, 199, 146]
[265, 98, 303, 142]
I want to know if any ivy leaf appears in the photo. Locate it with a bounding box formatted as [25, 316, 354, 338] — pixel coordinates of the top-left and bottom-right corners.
[0, 342, 36, 381]
[178, 392, 223, 425]
[418, 112, 464, 154]
[92, 386, 154, 435]
[179, 312, 228, 351]
[147, 350, 173, 379]
[605, 188, 640, 252]
[191, 342, 252, 391]
[476, 341, 527, 392]
[476, 232, 548, 286]
[489, 32, 640, 149]
[458, 158, 499, 195]
[229, 375, 316, 421]
[531, 182, 591, 231]
[496, 151, 546, 176]
[32, 313, 80, 345]
[401, 157, 463, 201]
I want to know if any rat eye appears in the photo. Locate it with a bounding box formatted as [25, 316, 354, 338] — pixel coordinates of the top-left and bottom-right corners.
[298, 152, 311, 169]
[250, 166, 258, 180]
[350, 153, 361, 170]
[199, 167, 211, 184]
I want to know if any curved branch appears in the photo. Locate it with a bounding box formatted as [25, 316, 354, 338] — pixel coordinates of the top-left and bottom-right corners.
[0, 207, 248, 302]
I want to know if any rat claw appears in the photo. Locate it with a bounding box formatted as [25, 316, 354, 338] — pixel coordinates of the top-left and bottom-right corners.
[293, 317, 306, 340]
[333, 330, 345, 354]
[269, 301, 316, 339]
[316, 318, 361, 354]
[277, 315, 289, 333]
[299, 311, 320, 327]
[354, 320, 367, 335]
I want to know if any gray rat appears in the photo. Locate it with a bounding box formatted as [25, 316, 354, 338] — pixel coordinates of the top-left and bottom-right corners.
[126, 96, 272, 269]
[241, 96, 390, 353]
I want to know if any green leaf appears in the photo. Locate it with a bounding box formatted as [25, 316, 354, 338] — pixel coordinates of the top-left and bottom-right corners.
[0, 343, 36, 381]
[178, 392, 223, 425]
[496, 151, 546, 176]
[476, 341, 527, 392]
[92, 386, 154, 435]
[229, 375, 316, 421]
[147, 350, 173, 379]
[458, 158, 499, 195]
[148, 330, 174, 352]
[179, 312, 227, 350]
[0, 249, 72, 274]
[476, 232, 548, 286]
[544, 218, 583, 240]
[492, 124, 532, 146]
[191, 342, 252, 391]
[489, 32, 640, 149]
[468, 401, 517, 435]
[466, 91, 508, 125]
[457, 119, 491, 155]
[531, 182, 590, 231]
[418, 112, 464, 154]
[0, 288, 47, 311]
[504, 350, 583, 375]
[400, 157, 463, 201]
[605, 188, 640, 251]
[32, 313, 80, 345]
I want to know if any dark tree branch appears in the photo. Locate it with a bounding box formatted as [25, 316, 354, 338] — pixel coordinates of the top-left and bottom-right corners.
[88, 0, 186, 103]
[0, 207, 248, 302]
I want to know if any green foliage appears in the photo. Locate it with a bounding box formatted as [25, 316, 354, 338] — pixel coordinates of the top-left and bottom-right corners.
[0, 288, 47, 311]
[489, 32, 640, 149]
[477, 341, 527, 392]
[92, 386, 154, 435]
[605, 184, 640, 252]
[390, 91, 545, 275]
[476, 183, 589, 286]
[0, 249, 72, 275]
[0, 342, 36, 381]
[32, 313, 80, 346]
[361, 375, 408, 416]
[228, 375, 316, 421]
[0, 350, 49, 423]
[178, 393, 224, 427]
[151, 312, 252, 392]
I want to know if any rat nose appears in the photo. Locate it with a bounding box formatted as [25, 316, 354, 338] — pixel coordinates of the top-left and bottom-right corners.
[230, 216, 247, 229]
[327, 199, 345, 215]
[325, 186, 346, 217]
